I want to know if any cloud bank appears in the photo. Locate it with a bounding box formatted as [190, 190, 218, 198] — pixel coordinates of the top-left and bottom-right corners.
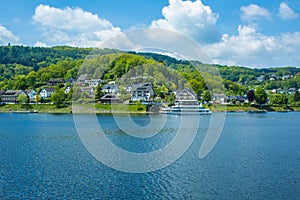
[30, 1, 300, 67]
[150, 0, 220, 44]
[33, 4, 122, 46]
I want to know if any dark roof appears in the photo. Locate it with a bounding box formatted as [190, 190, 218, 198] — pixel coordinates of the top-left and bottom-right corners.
[25, 89, 36, 94]
[103, 84, 119, 90]
[2, 90, 24, 97]
[42, 88, 54, 92]
[100, 94, 121, 100]
[131, 82, 153, 91]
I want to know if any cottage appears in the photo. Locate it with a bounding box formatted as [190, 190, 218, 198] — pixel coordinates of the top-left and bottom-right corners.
[174, 89, 198, 105]
[130, 82, 154, 101]
[256, 75, 264, 82]
[102, 84, 120, 94]
[39, 88, 54, 99]
[89, 79, 103, 87]
[47, 78, 65, 86]
[65, 86, 72, 94]
[80, 87, 94, 97]
[228, 96, 247, 104]
[288, 88, 296, 94]
[212, 93, 227, 104]
[25, 89, 37, 103]
[1, 90, 27, 104]
[76, 73, 91, 86]
[100, 94, 122, 104]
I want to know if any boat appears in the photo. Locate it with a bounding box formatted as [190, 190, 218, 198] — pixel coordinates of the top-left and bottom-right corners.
[160, 89, 212, 115]
[162, 103, 211, 115]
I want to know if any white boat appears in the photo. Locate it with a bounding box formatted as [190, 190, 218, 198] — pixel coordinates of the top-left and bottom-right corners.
[161, 89, 212, 115]
[162, 102, 211, 115]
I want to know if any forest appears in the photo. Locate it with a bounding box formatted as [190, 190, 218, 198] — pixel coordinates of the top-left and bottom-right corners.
[0, 45, 300, 108]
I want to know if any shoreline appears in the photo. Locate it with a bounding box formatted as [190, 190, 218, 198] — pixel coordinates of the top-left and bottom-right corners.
[1, 107, 299, 115]
[1, 104, 300, 114]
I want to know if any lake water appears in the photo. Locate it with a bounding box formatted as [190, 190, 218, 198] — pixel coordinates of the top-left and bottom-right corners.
[0, 112, 299, 199]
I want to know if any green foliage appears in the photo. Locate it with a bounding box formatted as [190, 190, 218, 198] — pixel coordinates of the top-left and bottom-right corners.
[1, 45, 300, 108]
[17, 94, 29, 104]
[255, 87, 268, 107]
[95, 84, 104, 102]
[294, 91, 300, 102]
[269, 94, 288, 106]
[51, 88, 66, 108]
[202, 90, 211, 103]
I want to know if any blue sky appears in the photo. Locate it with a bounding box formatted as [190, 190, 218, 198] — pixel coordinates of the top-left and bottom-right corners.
[0, 0, 299, 67]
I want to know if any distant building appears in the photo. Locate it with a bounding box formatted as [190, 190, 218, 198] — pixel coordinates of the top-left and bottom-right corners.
[25, 89, 37, 103]
[228, 96, 247, 104]
[130, 82, 154, 101]
[212, 93, 227, 104]
[102, 84, 120, 94]
[288, 88, 296, 94]
[282, 75, 291, 80]
[89, 79, 103, 87]
[80, 87, 94, 97]
[100, 94, 122, 104]
[65, 86, 72, 94]
[76, 73, 91, 86]
[47, 78, 65, 86]
[256, 75, 264, 82]
[1, 90, 27, 104]
[174, 89, 198, 105]
[39, 88, 54, 99]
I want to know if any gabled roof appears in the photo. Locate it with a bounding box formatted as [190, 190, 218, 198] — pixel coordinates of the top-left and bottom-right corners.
[41, 88, 54, 93]
[131, 82, 153, 92]
[77, 73, 90, 81]
[100, 94, 121, 100]
[25, 89, 36, 94]
[2, 90, 24, 97]
[175, 88, 197, 100]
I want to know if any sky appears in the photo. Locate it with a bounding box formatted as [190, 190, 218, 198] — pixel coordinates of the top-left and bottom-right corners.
[0, 0, 300, 68]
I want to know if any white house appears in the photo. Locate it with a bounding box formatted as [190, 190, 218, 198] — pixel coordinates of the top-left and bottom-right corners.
[39, 88, 54, 99]
[25, 89, 37, 103]
[89, 79, 103, 87]
[65, 86, 71, 94]
[130, 82, 154, 101]
[212, 93, 227, 104]
[76, 73, 91, 86]
[102, 84, 120, 94]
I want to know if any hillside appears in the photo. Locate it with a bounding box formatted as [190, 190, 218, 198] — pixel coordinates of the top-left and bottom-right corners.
[0, 45, 300, 108]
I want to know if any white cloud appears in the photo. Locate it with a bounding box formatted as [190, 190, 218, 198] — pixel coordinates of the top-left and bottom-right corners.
[0, 25, 19, 44]
[150, 0, 220, 44]
[278, 2, 298, 20]
[34, 41, 48, 47]
[205, 25, 300, 67]
[241, 4, 272, 21]
[32, 4, 122, 47]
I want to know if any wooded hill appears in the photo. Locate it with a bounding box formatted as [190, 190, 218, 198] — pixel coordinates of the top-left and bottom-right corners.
[0, 45, 300, 99]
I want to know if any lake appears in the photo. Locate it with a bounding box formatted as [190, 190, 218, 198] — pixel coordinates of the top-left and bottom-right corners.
[0, 112, 299, 199]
